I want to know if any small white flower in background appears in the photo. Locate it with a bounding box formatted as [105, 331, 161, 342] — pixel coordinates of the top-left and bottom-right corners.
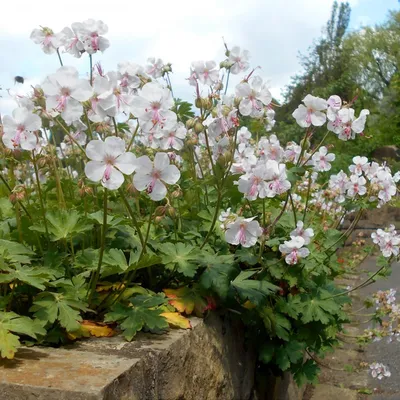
[310, 146, 335, 172]
[64, 120, 87, 146]
[371, 226, 400, 258]
[60, 26, 84, 58]
[73, 19, 109, 54]
[228, 46, 250, 75]
[131, 82, 176, 133]
[290, 221, 314, 245]
[231, 143, 257, 174]
[370, 363, 391, 380]
[30, 27, 64, 54]
[84, 136, 137, 190]
[225, 217, 262, 248]
[292, 94, 327, 128]
[329, 170, 349, 203]
[2, 107, 41, 151]
[279, 236, 310, 265]
[393, 171, 400, 183]
[328, 108, 369, 141]
[133, 152, 180, 201]
[41, 66, 93, 124]
[258, 134, 284, 162]
[346, 174, 367, 198]
[237, 127, 252, 144]
[284, 142, 302, 164]
[190, 61, 219, 86]
[235, 76, 272, 118]
[146, 58, 164, 78]
[219, 208, 238, 230]
[118, 62, 143, 91]
[349, 156, 369, 176]
[326, 95, 342, 121]
[158, 123, 187, 151]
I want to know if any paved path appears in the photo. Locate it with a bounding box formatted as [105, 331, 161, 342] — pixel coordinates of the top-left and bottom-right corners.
[305, 257, 400, 400]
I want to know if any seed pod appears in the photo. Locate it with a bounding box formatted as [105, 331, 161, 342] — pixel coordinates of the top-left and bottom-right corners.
[194, 122, 204, 134]
[186, 118, 196, 129]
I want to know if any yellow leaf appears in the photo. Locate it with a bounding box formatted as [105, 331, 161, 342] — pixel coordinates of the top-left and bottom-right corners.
[81, 320, 115, 337]
[243, 300, 256, 309]
[161, 312, 192, 329]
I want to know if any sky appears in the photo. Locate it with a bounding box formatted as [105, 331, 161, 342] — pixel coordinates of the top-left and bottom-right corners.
[0, 0, 398, 116]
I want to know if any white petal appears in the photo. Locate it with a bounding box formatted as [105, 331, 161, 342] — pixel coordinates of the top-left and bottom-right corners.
[149, 180, 167, 201]
[160, 165, 180, 184]
[115, 152, 137, 175]
[154, 152, 170, 171]
[86, 140, 105, 161]
[102, 167, 124, 190]
[85, 160, 106, 182]
[104, 136, 126, 158]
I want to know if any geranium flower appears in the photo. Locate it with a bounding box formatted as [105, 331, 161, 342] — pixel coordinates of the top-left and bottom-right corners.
[225, 217, 262, 247]
[228, 46, 250, 75]
[2, 107, 41, 151]
[41, 66, 93, 124]
[84, 136, 137, 190]
[279, 236, 310, 265]
[73, 19, 109, 54]
[292, 94, 327, 128]
[290, 221, 314, 245]
[30, 27, 64, 54]
[131, 82, 177, 133]
[146, 58, 164, 78]
[157, 123, 187, 151]
[236, 76, 272, 118]
[133, 152, 180, 201]
[190, 61, 219, 86]
[310, 146, 335, 172]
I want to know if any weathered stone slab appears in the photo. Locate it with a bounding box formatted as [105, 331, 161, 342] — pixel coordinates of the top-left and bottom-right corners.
[0, 314, 256, 400]
[310, 384, 357, 400]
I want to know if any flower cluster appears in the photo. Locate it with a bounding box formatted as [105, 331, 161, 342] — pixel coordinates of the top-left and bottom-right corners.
[371, 225, 400, 258]
[292, 94, 369, 141]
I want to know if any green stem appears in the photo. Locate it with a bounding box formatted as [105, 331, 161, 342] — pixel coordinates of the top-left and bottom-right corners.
[112, 117, 119, 138]
[224, 70, 231, 95]
[302, 176, 312, 223]
[56, 48, 63, 67]
[89, 54, 93, 86]
[200, 190, 222, 249]
[127, 123, 139, 152]
[289, 192, 297, 225]
[32, 154, 49, 241]
[87, 189, 108, 304]
[302, 130, 330, 167]
[118, 188, 145, 248]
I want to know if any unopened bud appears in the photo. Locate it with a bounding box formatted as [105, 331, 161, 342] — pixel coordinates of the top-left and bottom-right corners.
[155, 206, 166, 216]
[171, 188, 183, 198]
[300, 138, 310, 151]
[167, 206, 176, 218]
[194, 122, 204, 134]
[201, 98, 213, 110]
[186, 118, 196, 129]
[154, 215, 164, 224]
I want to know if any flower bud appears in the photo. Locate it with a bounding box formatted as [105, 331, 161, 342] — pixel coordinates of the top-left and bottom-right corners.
[300, 138, 310, 151]
[155, 216, 164, 224]
[167, 206, 176, 218]
[195, 98, 202, 109]
[155, 206, 166, 216]
[201, 98, 213, 110]
[194, 122, 204, 134]
[171, 188, 183, 198]
[186, 118, 196, 129]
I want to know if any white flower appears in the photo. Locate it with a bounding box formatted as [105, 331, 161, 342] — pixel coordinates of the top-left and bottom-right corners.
[279, 236, 310, 265]
[371, 227, 400, 258]
[60, 26, 84, 58]
[84, 136, 136, 190]
[158, 123, 187, 150]
[131, 82, 177, 133]
[133, 152, 180, 201]
[292, 95, 327, 128]
[328, 108, 369, 141]
[225, 217, 262, 248]
[346, 175, 367, 198]
[30, 27, 64, 54]
[237, 127, 252, 144]
[236, 76, 272, 118]
[228, 46, 250, 75]
[190, 61, 219, 86]
[118, 62, 143, 91]
[2, 107, 41, 151]
[42, 66, 93, 124]
[310, 146, 335, 172]
[326, 95, 342, 121]
[290, 221, 314, 245]
[146, 58, 164, 78]
[349, 156, 369, 176]
[73, 19, 109, 54]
